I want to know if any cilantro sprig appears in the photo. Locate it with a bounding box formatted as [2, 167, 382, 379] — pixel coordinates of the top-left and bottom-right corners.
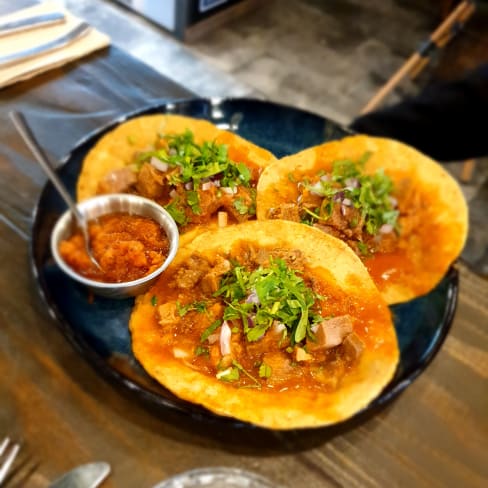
[137, 129, 254, 220]
[139, 129, 251, 187]
[214, 258, 323, 345]
[302, 153, 399, 236]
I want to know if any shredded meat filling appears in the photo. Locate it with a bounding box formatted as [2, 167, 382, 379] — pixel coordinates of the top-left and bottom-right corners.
[156, 247, 366, 391]
[97, 159, 258, 231]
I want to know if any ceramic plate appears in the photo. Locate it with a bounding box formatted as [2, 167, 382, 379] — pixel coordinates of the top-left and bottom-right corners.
[30, 98, 458, 429]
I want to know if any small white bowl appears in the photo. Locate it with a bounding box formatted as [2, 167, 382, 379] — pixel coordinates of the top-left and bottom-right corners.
[51, 194, 179, 299]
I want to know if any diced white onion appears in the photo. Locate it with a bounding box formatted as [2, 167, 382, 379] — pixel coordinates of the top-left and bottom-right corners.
[320, 175, 330, 182]
[220, 320, 232, 356]
[380, 223, 394, 234]
[388, 196, 398, 208]
[346, 178, 359, 188]
[308, 181, 323, 196]
[218, 211, 228, 227]
[169, 189, 177, 199]
[173, 347, 190, 358]
[221, 187, 237, 195]
[184, 182, 193, 190]
[213, 179, 221, 187]
[150, 157, 169, 172]
[272, 322, 286, 334]
[245, 289, 259, 304]
[201, 181, 214, 191]
[342, 198, 352, 206]
[216, 367, 232, 380]
[311, 324, 319, 334]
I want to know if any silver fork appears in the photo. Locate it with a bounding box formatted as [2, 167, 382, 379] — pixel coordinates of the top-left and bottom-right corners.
[0, 437, 20, 485]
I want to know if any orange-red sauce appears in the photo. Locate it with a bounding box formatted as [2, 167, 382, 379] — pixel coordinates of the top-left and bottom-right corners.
[59, 212, 169, 283]
[148, 244, 393, 392]
[365, 250, 410, 287]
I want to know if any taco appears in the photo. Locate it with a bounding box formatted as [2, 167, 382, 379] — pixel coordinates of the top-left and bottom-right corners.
[129, 220, 399, 429]
[256, 135, 468, 304]
[77, 114, 276, 235]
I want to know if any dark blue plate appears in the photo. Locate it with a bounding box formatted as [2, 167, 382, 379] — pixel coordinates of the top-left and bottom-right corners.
[30, 98, 458, 428]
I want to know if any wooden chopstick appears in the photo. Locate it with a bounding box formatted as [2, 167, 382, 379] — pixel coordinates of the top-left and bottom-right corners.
[360, 0, 476, 114]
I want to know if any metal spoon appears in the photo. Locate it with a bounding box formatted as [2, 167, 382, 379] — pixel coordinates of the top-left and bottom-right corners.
[9, 111, 102, 271]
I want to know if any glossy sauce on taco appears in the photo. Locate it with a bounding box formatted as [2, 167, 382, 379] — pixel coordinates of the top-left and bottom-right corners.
[256, 136, 468, 304]
[129, 221, 399, 429]
[77, 114, 276, 234]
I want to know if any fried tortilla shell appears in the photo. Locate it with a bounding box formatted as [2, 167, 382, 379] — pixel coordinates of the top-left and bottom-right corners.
[78, 114, 275, 200]
[256, 135, 468, 304]
[129, 220, 399, 429]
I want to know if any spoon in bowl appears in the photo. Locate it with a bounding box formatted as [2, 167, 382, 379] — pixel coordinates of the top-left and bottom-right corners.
[9, 111, 102, 271]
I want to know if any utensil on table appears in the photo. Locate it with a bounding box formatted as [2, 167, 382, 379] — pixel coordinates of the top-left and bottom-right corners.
[48, 462, 110, 488]
[0, 22, 91, 67]
[0, 11, 65, 37]
[0, 437, 20, 485]
[9, 110, 102, 272]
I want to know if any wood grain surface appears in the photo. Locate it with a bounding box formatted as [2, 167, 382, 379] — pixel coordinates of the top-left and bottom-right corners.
[0, 27, 487, 488]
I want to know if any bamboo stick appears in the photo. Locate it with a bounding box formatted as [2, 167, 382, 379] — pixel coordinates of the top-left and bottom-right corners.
[360, 0, 475, 114]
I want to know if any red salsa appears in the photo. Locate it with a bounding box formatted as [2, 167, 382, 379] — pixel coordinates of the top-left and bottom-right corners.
[59, 212, 170, 283]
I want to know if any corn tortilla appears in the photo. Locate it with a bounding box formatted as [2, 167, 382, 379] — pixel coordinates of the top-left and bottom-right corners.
[129, 220, 399, 429]
[256, 135, 468, 304]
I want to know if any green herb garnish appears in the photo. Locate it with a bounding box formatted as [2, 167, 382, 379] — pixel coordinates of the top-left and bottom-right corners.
[164, 200, 188, 225]
[259, 362, 272, 379]
[139, 129, 253, 198]
[195, 345, 209, 357]
[215, 258, 323, 345]
[186, 190, 201, 215]
[216, 366, 240, 382]
[176, 300, 207, 317]
[233, 198, 249, 215]
[302, 153, 399, 236]
[200, 319, 222, 343]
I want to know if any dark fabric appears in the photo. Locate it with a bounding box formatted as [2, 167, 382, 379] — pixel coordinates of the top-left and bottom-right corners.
[350, 63, 488, 161]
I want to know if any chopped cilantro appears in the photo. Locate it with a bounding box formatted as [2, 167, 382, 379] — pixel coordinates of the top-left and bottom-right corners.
[215, 258, 323, 345]
[233, 198, 249, 215]
[194, 345, 209, 357]
[259, 362, 272, 378]
[151, 295, 158, 306]
[357, 242, 370, 256]
[138, 129, 253, 191]
[301, 153, 399, 236]
[177, 301, 206, 316]
[236, 162, 251, 184]
[186, 190, 201, 215]
[200, 319, 222, 343]
[216, 366, 240, 382]
[193, 301, 208, 313]
[232, 360, 260, 387]
[164, 201, 188, 225]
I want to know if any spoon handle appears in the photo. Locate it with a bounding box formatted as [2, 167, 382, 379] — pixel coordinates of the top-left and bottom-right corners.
[9, 111, 86, 225]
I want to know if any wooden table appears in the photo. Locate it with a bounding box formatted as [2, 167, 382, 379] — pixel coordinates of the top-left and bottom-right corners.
[0, 18, 487, 488]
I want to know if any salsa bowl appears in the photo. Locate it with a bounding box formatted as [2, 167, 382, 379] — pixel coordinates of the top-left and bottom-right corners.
[50, 193, 179, 299]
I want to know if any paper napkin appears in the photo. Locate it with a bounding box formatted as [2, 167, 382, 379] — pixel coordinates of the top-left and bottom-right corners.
[0, 1, 110, 88]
